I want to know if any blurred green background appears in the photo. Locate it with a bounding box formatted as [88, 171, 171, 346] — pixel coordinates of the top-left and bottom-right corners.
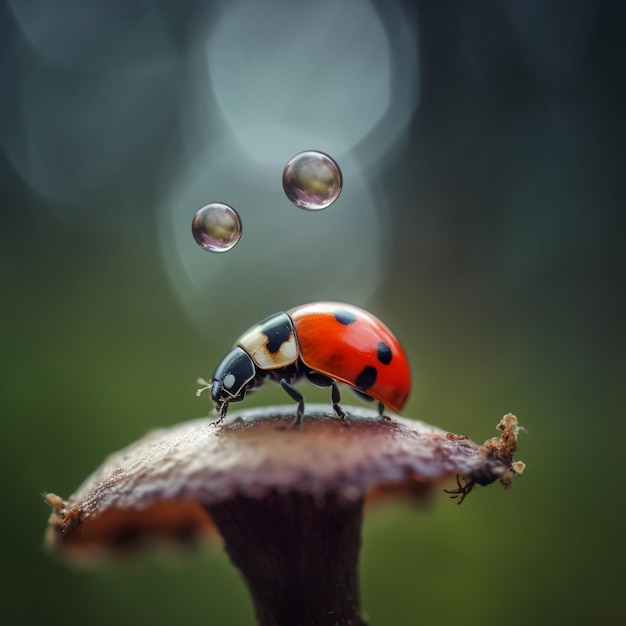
[1, 1, 623, 624]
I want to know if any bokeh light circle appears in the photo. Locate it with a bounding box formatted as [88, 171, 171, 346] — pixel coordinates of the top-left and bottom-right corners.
[202, 0, 419, 167]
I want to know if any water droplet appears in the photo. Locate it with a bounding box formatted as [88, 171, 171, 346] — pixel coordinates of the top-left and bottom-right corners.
[282, 151, 342, 210]
[191, 203, 242, 252]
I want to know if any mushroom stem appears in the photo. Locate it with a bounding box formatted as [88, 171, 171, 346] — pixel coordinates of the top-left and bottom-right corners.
[207, 491, 366, 626]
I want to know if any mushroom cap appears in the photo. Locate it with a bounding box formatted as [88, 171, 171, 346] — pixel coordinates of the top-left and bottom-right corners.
[45, 406, 522, 558]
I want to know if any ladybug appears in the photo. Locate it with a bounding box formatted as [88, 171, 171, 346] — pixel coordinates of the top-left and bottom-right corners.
[200, 302, 410, 426]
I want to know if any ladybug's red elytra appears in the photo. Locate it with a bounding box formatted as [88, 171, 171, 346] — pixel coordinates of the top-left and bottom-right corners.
[202, 302, 411, 426]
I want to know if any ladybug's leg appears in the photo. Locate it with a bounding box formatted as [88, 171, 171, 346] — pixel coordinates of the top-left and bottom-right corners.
[212, 401, 229, 426]
[330, 382, 347, 419]
[305, 371, 346, 419]
[280, 378, 305, 427]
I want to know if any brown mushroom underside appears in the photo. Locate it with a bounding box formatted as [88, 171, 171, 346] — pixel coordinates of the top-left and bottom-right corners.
[45, 405, 523, 558]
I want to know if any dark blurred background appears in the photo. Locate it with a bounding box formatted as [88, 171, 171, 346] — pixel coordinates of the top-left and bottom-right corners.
[1, 1, 624, 624]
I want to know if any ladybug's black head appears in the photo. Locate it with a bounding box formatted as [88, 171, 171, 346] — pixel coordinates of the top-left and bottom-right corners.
[210, 347, 257, 417]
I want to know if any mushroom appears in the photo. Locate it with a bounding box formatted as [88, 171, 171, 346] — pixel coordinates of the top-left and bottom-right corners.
[45, 405, 524, 626]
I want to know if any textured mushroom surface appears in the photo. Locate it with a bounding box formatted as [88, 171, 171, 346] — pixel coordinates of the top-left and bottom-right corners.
[46, 405, 523, 557]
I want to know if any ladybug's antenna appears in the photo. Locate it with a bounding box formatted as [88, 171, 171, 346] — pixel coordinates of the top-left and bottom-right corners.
[196, 378, 213, 397]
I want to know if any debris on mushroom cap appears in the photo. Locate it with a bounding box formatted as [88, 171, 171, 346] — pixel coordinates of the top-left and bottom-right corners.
[45, 405, 524, 559]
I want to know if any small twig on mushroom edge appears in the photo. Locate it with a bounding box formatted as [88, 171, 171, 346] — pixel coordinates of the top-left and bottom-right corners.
[444, 413, 526, 504]
[444, 475, 476, 504]
[44, 406, 524, 626]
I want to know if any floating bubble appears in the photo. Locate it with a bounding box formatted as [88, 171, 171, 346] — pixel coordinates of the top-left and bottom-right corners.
[282, 151, 343, 210]
[191, 202, 242, 252]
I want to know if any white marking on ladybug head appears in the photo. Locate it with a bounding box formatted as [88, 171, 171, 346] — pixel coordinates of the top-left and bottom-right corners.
[223, 373, 236, 389]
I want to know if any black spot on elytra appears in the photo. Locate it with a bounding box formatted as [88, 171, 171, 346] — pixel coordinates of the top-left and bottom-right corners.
[334, 309, 357, 325]
[355, 365, 377, 391]
[263, 319, 293, 353]
[377, 341, 392, 365]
